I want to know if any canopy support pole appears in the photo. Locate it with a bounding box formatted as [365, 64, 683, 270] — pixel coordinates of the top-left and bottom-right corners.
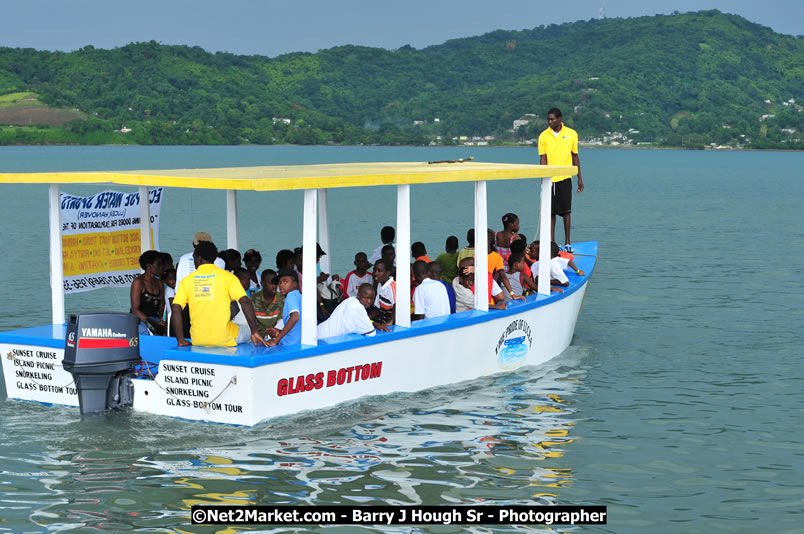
[301, 189, 318, 346]
[49, 184, 65, 325]
[537, 178, 552, 295]
[226, 190, 238, 251]
[317, 189, 331, 275]
[138, 186, 152, 252]
[474, 181, 489, 311]
[396, 184, 411, 328]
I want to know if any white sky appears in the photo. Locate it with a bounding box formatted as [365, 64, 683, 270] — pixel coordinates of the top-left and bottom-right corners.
[1, 1, 801, 56]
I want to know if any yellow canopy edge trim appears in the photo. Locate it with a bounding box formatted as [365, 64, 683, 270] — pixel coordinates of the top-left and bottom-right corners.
[0, 161, 578, 191]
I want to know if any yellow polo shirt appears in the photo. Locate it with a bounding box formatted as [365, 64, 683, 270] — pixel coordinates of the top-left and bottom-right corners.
[538, 125, 578, 182]
[173, 263, 247, 347]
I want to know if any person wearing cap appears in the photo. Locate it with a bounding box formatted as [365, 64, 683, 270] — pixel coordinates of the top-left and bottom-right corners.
[171, 241, 267, 348]
[293, 243, 333, 293]
[266, 269, 303, 346]
[175, 231, 226, 287]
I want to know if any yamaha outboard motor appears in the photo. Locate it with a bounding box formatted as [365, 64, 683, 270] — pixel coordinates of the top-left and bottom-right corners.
[62, 312, 140, 415]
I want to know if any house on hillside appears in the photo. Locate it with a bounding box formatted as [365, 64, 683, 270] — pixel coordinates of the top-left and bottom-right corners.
[513, 114, 537, 131]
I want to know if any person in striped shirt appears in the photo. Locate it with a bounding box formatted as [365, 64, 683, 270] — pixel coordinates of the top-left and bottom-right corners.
[342, 252, 373, 298]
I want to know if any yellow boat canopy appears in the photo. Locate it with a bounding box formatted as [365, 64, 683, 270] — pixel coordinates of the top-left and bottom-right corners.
[0, 161, 577, 191]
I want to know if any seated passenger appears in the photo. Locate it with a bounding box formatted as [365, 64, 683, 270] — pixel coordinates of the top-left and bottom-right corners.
[495, 212, 523, 270]
[453, 258, 506, 312]
[488, 229, 523, 301]
[370, 259, 396, 327]
[275, 249, 296, 271]
[435, 235, 460, 284]
[510, 237, 531, 279]
[233, 268, 252, 293]
[412, 241, 432, 263]
[557, 248, 585, 276]
[369, 225, 396, 264]
[529, 241, 577, 289]
[453, 257, 475, 313]
[381, 244, 397, 280]
[456, 228, 475, 267]
[171, 241, 266, 347]
[266, 269, 302, 346]
[159, 251, 174, 271]
[161, 266, 177, 337]
[131, 250, 166, 336]
[412, 260, 450, 320]
[428, 261, 456, 314]
[243, 249, 262, 295]
[293, 243, 330, 293]
[318, 283, 390, 339]
[162, 267, 177, 308]
[504, 253, 539, 299]
[250, 269, 285, 339]
[342, 252, 373, 298]
[220, 249, 242, 272]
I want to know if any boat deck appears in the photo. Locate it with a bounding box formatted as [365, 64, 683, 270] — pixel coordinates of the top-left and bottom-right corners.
[0, 242, 596, 370]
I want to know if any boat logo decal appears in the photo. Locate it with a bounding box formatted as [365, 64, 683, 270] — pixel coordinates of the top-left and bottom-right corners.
[495, 319, 533, 370]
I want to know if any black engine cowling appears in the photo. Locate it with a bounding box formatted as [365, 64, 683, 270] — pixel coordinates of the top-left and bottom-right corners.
[62, 312, 140, 415]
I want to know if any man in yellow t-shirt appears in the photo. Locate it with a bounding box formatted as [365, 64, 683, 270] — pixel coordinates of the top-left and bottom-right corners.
[171, 241, 267, 348]
[537, 107, 584, 251]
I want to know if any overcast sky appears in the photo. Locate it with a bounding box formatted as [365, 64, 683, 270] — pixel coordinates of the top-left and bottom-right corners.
[2, 1, 801, 57]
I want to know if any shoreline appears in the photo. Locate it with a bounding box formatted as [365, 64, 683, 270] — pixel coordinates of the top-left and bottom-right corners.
[1, 142, 801, 153]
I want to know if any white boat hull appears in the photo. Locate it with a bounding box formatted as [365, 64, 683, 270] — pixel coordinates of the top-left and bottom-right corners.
[131, 280, 587, 425]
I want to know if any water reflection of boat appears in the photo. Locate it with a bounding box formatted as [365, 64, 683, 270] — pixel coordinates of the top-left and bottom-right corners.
[137, 354, 587, 508]
[0, 161, 596, 425]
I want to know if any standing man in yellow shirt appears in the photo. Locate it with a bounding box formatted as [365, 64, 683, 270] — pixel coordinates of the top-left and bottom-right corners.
[538, 108, 584, 252]
[171, 241, 267, 348]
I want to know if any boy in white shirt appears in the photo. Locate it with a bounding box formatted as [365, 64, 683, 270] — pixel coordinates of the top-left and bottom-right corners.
[318, 284, 390, 339]
[342, 252, 373, 298]
[529, 241, 580, 288]
[411, 260, 450, 320]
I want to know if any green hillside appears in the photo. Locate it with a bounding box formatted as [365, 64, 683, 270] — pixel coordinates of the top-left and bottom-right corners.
[0, 10, 801, 148]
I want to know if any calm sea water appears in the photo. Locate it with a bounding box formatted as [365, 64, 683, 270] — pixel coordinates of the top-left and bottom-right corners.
[1, 146, 802, 533]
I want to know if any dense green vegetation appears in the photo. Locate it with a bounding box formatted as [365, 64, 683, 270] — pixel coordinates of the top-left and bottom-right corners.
[0, 10, 801, 148]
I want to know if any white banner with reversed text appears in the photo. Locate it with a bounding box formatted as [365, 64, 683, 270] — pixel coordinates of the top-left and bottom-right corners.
[60, 188, 163, 293]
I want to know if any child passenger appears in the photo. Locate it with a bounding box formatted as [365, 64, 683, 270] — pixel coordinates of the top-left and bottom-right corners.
[266, 270, 302, 347]
[495, 212, 522, 270]
[381, 244, 397, 279]
[369, 225, 396, 264]
[529, 241, 581, 288]
[342, 252, 373, 298]
[456, 228, 475, 267]
[504, 253, 539, 299]
[411, 242, 431, 263]
[161, 267, 177, 335]
[250, 269, 285, 339]
[370, 259, 396, 327]
[510, 238, 531, 279]
[243, 249, 262, 295]
[435, 236, 460, 284]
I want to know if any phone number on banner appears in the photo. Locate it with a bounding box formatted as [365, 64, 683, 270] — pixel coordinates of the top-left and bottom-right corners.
[63, 273, 139, 292]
